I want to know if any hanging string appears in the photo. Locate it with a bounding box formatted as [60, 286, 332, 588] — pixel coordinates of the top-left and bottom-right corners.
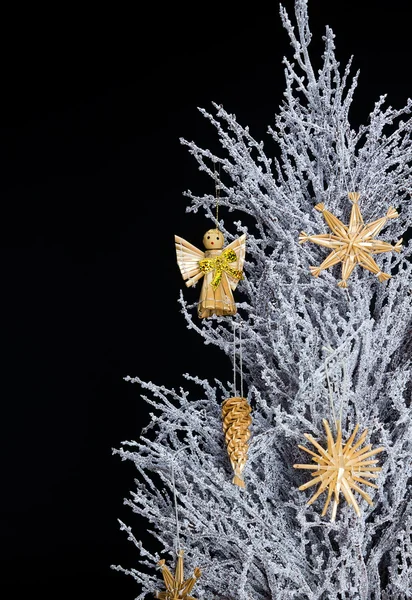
[340, 128, 356, 195]
[339, 129, 356, 306]
[324, 349, 338, 429]
[339, 356, 349, 423]
[239, 323, 244, 399]
[324, 347, 350, 430]
[170, 445, 190, 554]
[233, 319, 237, 397]
[232, 319, 244, 398]
[214, 161, 220, 229]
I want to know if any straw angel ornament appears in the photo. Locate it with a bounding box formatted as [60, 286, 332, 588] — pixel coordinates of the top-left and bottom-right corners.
[175, 229, 246, 318]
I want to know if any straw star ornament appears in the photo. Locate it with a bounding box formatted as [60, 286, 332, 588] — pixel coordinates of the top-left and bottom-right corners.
[155, 551, 201, 600]
[294, 419, 384, 521]
[299, 192, 402, 287]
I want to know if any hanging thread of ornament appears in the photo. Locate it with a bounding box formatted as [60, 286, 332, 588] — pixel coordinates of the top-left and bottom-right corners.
[323, 345, 349, 431]
[214, 161, 220, 228]
[231, 319, 244, 398]
[155, 448, 202, 599]
[171, 445, 190, 554]
[340, 128, 356, 303]
[323, 347, 338, 429]
[222, 320, 252, 488]
[232, 319, 237, 396]
[340, 128, 356, 196]
[340, 354, 348, 423]
[233, 319, 236, 395]
[239, 323, 244, 398]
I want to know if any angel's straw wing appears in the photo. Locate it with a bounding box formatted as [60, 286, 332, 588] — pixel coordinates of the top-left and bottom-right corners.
[224, 233, 246, 290]
[175, 235, 205, 287]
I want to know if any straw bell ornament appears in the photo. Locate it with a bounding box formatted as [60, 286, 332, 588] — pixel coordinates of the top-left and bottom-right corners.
[175, 229, 246, 318]
[299, 191, 402, 288]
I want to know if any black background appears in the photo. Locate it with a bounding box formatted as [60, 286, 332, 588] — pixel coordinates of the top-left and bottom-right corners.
[1, 2, 410, 598]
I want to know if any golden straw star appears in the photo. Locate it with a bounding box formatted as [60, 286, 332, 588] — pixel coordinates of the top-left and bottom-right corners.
[155, 550, 201, 600]
[294, 419, 384, 521]
[299, 192, 402, 287]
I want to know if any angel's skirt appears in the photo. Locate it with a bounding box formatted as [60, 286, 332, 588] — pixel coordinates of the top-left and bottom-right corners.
[198, 270, 236, 318]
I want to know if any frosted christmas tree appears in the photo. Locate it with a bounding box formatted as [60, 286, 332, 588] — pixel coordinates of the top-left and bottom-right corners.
[112, 1, 412, 598]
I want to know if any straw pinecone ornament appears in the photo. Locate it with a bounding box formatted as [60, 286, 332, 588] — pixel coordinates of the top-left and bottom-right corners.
[222, 397, 252, 487]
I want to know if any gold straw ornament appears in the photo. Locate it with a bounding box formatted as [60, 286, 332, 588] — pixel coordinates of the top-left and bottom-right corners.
[299, 191, 402, 287]
[222, 396, 252, 487]
[294, 419, 384, 521]
[175, 230, 246, 318]
[156, 550, 201, 600]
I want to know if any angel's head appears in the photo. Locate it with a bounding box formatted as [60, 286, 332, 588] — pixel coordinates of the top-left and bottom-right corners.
[203, 228, 224, 250]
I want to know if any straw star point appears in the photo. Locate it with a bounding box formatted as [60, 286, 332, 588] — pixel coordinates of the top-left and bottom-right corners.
[299, 192, 402, 288]
[294, 419, 384, 521]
